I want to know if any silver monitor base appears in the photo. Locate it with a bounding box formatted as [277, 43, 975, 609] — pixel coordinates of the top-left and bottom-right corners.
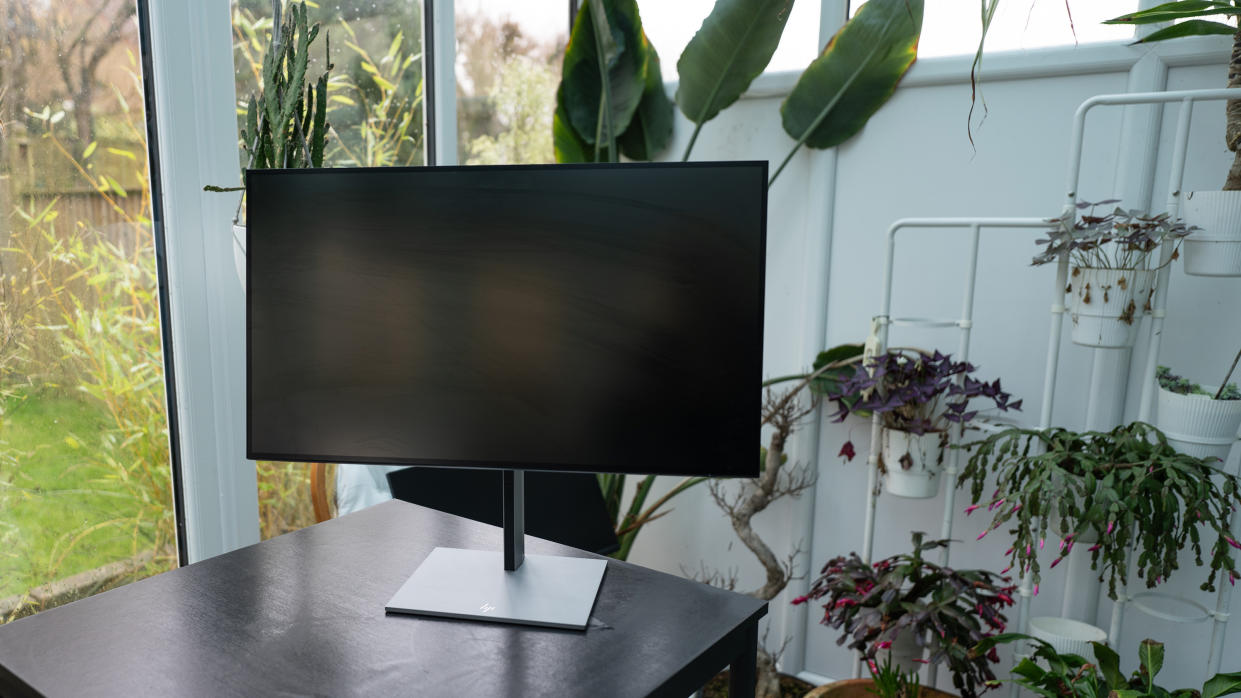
[385, 547, 608, 630]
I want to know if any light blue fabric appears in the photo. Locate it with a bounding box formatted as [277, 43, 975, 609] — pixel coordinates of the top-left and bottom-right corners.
[334, 463, 396, 516]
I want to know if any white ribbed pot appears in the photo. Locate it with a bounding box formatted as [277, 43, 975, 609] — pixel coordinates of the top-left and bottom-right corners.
[233, 223, 247, 292]
[1155, 384, 1241, 461]
[1181, 191, 1241, 277]
[1028, 617, 1107, 659]
[882, 429, 948, 499]
[1066, 267, 1154, 348]
[876, 629, 923, 673]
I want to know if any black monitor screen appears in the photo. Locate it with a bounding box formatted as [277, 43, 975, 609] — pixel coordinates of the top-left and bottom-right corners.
[246, 162, 766, 478]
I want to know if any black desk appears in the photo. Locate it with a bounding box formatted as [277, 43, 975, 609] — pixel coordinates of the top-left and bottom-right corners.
[0, 500, 767, 697]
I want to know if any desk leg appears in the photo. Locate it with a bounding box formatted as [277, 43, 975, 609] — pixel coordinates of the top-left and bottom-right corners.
[728, 623, 758, 698]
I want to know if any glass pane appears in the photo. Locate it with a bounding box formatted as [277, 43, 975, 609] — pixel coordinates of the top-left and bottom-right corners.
[455, 0, 568, 165]
[0, 0, 174, 621]
[231, 0, 427, 538]
[641, 0, 821, 79]
[851, 0, 1136, 58]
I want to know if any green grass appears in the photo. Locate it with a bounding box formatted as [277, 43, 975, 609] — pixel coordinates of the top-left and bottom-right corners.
[0, 391, 154, 599]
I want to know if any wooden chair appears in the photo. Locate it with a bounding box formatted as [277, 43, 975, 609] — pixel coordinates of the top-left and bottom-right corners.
[309, 463, 332, 523]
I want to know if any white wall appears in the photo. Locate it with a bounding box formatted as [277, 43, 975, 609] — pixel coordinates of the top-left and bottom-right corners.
[626, 37, 1241, 689]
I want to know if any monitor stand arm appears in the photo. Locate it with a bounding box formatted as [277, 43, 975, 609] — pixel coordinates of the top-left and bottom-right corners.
[384, 469, 609, 630]
[503, 470, 524, 570]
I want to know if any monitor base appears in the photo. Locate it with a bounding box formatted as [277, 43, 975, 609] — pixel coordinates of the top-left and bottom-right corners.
[385, 547, 608, 630]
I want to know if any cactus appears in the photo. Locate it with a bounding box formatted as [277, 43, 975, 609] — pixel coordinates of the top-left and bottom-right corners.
[240, 1, 331, 177]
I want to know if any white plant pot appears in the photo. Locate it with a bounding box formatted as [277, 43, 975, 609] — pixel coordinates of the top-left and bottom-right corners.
[1181, 191, 1241, 277]
[1028, 617, 1107, 659]
[1155, 384, 1241, 462]
[233, 223, 247, 293]
[882, 429, 947, 499]
[876, 629, 923, 673]
[1066, 267, 1153, 348]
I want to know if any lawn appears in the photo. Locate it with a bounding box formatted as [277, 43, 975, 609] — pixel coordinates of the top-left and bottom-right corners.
[0, 391, 167, 599]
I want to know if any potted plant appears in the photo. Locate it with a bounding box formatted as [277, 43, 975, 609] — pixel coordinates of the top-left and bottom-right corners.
[826, 350, 1021, 498]
[1031, 201, 1193, 348]
[794, 533, 1017, 698]
[206, 1, 332, 290]
[805, 655, 958, 698]
[972, 635, 1241, 698]
[958, 422, 1241, 601]
[1104, 2, 1241, 276]
[1155, 354, 1241, 461]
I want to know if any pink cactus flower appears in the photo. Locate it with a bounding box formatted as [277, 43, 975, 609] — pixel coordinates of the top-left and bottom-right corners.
[1226, 536, 1241, 551]
[1049, 557, 1062, 569]
[965, 504, 981, 515]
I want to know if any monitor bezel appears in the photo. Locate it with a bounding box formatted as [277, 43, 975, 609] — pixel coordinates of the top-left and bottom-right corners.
[244, 160, 767, 478]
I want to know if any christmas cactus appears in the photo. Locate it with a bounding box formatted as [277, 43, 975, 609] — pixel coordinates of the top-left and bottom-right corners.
[959, 422, 1241, 599]
[794, 533, 1016, 698]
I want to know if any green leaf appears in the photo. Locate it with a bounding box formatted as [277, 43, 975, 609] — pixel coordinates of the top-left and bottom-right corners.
[618, 38, 674, 161]
[553, 89, 600, 163]
[82, 141, 98, 159]
[1105, 1, 1237, 25]
[1203, 672, 1241, 698]
[559, 0, 648, 153]
[1092, 642, 1126, 690]
[1131, 19, 1236, 43]
[1139, 639, 1165, 688]
[774, 0, 921, 183]
[675, 0, 793, 158]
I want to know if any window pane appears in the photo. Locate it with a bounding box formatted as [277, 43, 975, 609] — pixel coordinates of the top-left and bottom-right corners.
[0, 0, 174, 621]
[231, 0, 427, 538]
[641, 0, 821, 79]
[455, 0, 568, 165]
[851, 0, 1136, 58]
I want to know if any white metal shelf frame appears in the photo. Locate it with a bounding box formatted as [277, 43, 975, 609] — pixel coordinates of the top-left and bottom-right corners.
[853, 87, 1241, 684]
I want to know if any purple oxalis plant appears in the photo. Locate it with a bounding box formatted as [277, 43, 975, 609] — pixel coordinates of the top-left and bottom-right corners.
[827, 350, 1021, 461]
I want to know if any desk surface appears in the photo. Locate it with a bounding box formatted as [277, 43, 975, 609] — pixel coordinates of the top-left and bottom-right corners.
[0, 500, 767, 697]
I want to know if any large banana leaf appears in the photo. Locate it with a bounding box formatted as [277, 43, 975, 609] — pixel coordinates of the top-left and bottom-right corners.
[558, 0, 649, 160]
[777, 0, 921, 179]
[619, 43, 674, 160]
[1105, 0, 1238, 43]
[675, 0, 794, 160]
[553, 88, 600, 163]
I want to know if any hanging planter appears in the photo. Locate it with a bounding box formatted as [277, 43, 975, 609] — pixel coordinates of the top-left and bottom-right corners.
[1027, 616, 1108, 660]
[1032, 202, 1191, 348]
[882, 429, 949, 498]
[1155, 366, 1241, 462]
[1066, 266, 1154, 348]
[1181, 191, 1241, 277]
[825, 350, 1021, 492]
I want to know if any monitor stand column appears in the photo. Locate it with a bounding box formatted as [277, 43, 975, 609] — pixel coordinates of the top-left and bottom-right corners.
[385, 469, 609, 630]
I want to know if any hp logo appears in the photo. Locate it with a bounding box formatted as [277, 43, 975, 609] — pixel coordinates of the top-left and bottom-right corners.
[480, 602, 496, 613]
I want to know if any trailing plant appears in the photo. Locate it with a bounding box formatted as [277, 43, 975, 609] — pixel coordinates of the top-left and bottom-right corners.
[553, 0, 922, 187]
[868, 653, 923, 698]
[959, 422, 1241, 599]
[1031, 201, 1194, 270]
[794, 532, 1017, 698]
[1157, 365, 1241, 401]
[827, 350, 1020, 435]
[973, 635, 1241, 698]
[824, 349, 1020, 467]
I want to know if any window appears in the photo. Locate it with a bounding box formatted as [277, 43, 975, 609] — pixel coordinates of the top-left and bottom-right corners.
[0, 0, 174, 621]
[455, 0, 568, 165]
[851, 0, 1137, 58]
[642, 0, 821, 78]
[230, 0, 428, 538]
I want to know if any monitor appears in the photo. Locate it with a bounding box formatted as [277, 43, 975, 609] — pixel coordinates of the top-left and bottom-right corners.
[246, 162, 767, 629]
